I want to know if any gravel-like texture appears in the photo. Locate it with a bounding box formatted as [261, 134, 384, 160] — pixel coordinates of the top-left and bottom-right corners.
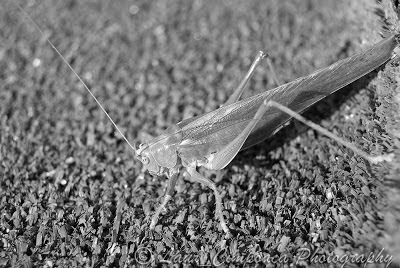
[1, 0, 399, 267]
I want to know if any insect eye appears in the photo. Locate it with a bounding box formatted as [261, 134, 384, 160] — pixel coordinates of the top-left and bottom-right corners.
[141, 156, 150, 164]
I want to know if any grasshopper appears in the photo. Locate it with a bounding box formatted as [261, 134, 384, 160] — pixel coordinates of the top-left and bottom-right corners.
[15, 2, 396, 236]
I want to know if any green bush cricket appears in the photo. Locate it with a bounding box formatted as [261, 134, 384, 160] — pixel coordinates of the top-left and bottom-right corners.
[14, 2, 396, 237]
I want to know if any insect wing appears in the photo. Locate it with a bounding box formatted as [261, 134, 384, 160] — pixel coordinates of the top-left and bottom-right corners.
[176, 99, 265, 161]
[244, 34, 398, 149]
[175, 35, 398, 158]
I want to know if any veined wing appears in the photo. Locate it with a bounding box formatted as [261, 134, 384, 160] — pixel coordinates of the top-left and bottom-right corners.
[175, 35, 398, 161]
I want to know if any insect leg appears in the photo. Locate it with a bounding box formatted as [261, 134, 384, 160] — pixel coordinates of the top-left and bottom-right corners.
[265, 100, 394, 164]
[224, 51, 281, 106]
[266, 53, 281, 86]
[150, 173, 179, 230]
[185, 165, 231, 235]
[223, 51, 266, 106]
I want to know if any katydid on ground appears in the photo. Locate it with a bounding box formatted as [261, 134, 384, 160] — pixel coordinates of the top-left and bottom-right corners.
[15, 2, 397, 236]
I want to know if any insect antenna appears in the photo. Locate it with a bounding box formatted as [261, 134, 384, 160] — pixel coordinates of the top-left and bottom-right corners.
[14, 1, 137, 154]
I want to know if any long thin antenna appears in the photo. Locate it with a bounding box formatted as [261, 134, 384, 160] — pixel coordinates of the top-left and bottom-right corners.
[14, 1, 137, 153]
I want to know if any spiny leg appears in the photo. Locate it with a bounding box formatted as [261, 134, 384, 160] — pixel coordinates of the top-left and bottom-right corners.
[265, 100, 394, 164]
[266, 53, 281, 86]
[224, 51, 281, 106]
[195, 100, 271, 233]
[186, 165, 230, 235]
[150, 173, 179, 230]
[192, 101, 275, 232]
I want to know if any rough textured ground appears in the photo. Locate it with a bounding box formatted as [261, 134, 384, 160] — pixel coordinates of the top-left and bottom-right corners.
[1, 0, 399, 267]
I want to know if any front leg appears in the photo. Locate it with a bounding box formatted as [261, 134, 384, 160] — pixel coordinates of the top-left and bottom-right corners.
[150, 171, 179, 230]
[185, 165, 231, 235]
